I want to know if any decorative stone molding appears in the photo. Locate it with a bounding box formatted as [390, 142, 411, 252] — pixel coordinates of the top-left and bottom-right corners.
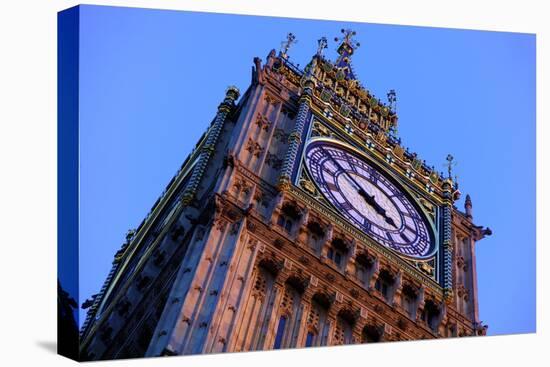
[245, 138, 264, 157]
[456, 255, 466, 270]
[456, 284, 469, 301]
[368, 257, 381, 291]
[255, 113, 271, 131]
[214, 217, 228, 232]
[392, 271, 403, 307]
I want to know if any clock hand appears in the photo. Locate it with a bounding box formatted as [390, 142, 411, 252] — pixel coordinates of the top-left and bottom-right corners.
[319, 147, 364, 192]
[357, 189, 398, 228]
[320, 147, 397, 228]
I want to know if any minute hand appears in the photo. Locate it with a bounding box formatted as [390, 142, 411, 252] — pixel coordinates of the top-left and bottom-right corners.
[319, 147, 364, 192]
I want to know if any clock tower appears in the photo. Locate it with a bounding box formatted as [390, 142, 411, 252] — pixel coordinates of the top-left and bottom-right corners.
[79, 30, 491, 360]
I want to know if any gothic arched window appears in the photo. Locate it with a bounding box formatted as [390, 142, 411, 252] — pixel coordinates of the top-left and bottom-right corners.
[401, 284, 418, 319]
[272, 280, 304, 350]
[306, 221, 325, 252]
[305, 331, 315, 347]
[362, 324, 382, 343]
[238, 259, 280, 352]
[333, 316, 353, 345]
[273, 315, 287, 349]
[306, 293, 332, 347]
[327, 237, 349, 269]
[277, 202, 301, 234]
[333, 309, 356, 345]
[421, 300, 440, 332]
[355, 253, 374, 286]
[374, 269, 395, 302]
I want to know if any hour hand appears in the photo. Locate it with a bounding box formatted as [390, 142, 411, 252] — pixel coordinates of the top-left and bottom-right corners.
[357, 189, 397, 228]
[357, 189, 385, 215]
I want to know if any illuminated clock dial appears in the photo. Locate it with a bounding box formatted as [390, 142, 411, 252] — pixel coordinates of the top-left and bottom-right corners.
[304, 139, 434, 259]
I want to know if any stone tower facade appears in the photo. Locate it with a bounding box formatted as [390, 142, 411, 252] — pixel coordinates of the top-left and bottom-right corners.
[79, 31, 491, 361]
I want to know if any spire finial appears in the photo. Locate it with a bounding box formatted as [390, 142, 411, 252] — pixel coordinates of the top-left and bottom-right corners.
[280, 32, 297, 59]
[387, 89, 397, 112]
[335, 29, 360, 49]
[333, 29, 360, 80]
[334, 29, 360, 54]
[444, 154, 457, 179]
[316, 36, 328, 56]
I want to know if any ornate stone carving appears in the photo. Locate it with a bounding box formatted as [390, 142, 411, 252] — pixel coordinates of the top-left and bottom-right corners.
[255, 113, 271, 131]
[245, 138, 264, 157]
[214, 217, 228, 232]
[311, 120, 332, 138]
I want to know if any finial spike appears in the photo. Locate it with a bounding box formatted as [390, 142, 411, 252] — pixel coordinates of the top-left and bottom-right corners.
[316, 36, 328, 56]
[387, 89, 397, 112]
[444, 154, 457, 179]
[334, 28, 360, 51]
[280, 32, 297, 59]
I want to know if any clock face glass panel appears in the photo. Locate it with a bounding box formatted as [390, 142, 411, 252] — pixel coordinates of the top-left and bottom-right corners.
[304, 140, 434, 259]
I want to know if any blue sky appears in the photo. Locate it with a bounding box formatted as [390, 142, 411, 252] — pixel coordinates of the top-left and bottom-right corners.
[72, 5, 535, 336]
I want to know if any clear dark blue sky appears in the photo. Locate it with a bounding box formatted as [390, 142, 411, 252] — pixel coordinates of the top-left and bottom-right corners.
[74, 5, 535, 335]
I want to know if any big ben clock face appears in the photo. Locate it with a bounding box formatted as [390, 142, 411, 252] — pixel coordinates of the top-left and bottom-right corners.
[304, 139, 435, 259]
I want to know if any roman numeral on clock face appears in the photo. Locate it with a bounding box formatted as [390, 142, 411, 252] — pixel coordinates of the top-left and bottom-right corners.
[322, 165, 335, 176]
[345, 157, 358, 172]
[339, 201, 353, 211]
[370, 171, 379, 184]
[363, 219, 371, 230]
[326, 182, 338, 191]
[405, 224, 416, 233]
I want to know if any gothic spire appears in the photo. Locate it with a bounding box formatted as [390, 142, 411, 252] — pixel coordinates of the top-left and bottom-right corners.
[334, 28, 360, 80]
[465, 194, 473, 219]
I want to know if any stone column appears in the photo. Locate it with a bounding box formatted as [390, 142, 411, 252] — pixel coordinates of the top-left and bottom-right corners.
[441, 179, 454, 302]
[296, 208, 310, 248]
[392, 271, 403, 307]
[368, 257, 380, 291]
[256, 283, 284, 350]
[352, 320, 366, 344]
[468, 235, 480, 323]
[438, 302, 447, 337]
[293, 300, 310, 347]
[181, 86, 240, 205]
[277, 78, 314, 191]
[415, 286, 425, 322]
[344, 239, 357, 279]
[325, 309, 338, 346]
[255, 99, 283, 173]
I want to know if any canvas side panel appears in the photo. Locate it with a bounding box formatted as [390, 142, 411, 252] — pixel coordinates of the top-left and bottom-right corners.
[57, 5, 81, 361]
